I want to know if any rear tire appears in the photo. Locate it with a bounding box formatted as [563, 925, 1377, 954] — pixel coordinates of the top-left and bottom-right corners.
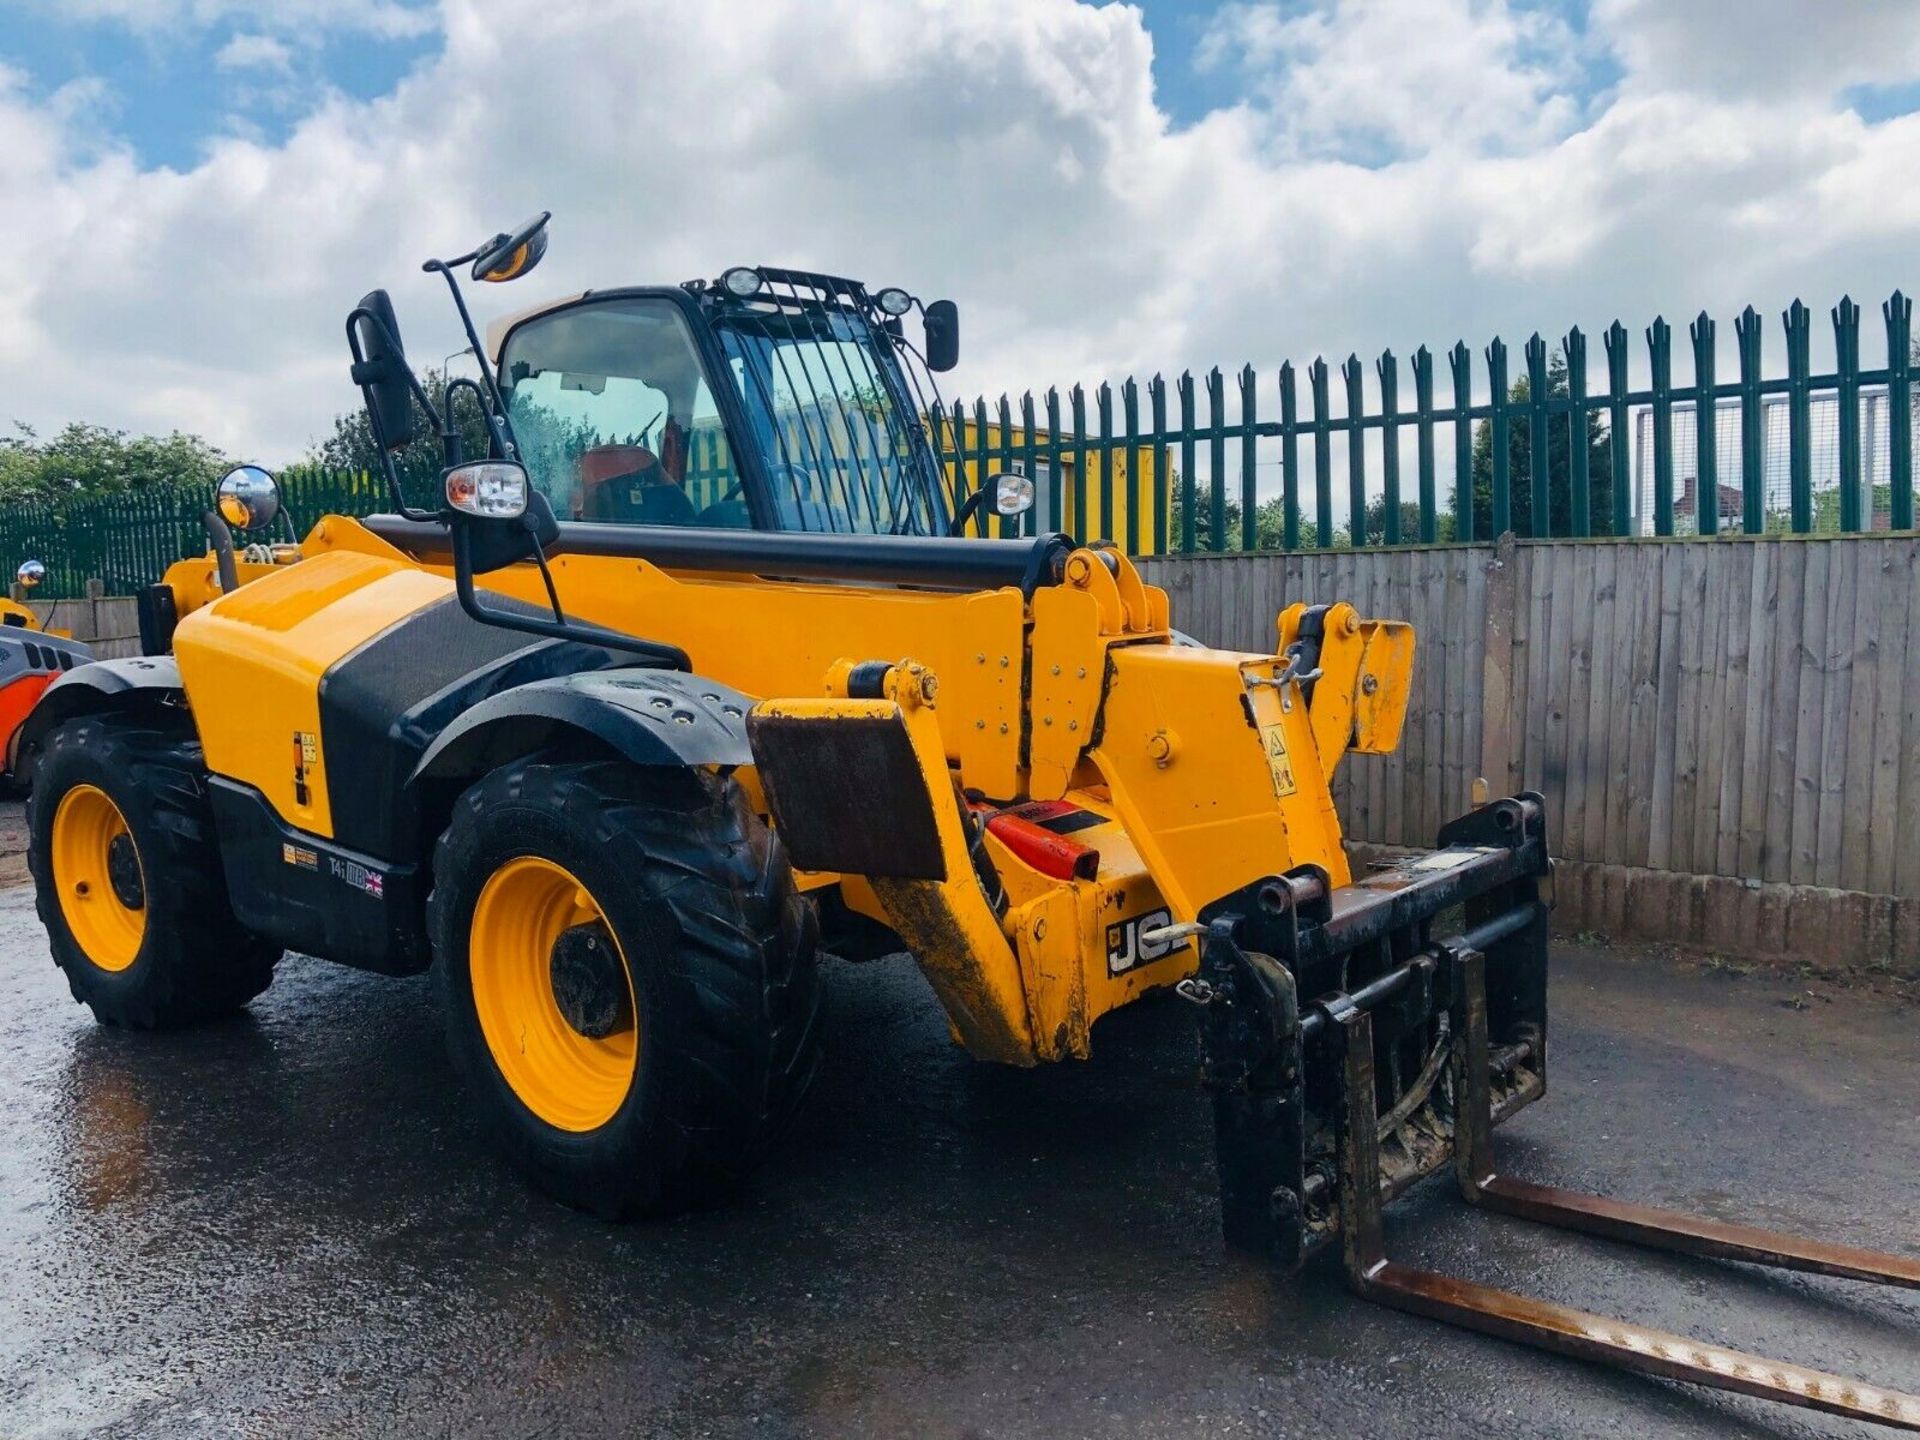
[28, 716, 280, 1027]
[428, 758, 823, 1219]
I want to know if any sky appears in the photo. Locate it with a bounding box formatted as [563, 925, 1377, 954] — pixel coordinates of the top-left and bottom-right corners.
[4, 0, 1920, 469]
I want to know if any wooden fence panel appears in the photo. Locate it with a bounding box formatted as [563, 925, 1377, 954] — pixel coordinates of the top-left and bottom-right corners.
[1141, 534, 1920, 905]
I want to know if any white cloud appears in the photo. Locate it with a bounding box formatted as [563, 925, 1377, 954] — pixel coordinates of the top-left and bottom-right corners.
[1197, 0, 1587, 157]
[19, 0, 436, 40]
[1595, 0, 1920, 101]
[2, 0, 1920, 470]
[213, 33, 295, 75]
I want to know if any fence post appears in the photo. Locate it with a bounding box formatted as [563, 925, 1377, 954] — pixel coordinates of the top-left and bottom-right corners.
[1343, 355, 1366, 546]
[1311, 358, 1334, 548]
[1071, 385, 1090, 542]
[1833, 296, 1862, 533]
[1206, 368, 1227, 551]
[1648, 316, 1674, 536]
[1239, 364, 1258, 552]
[1736, 306, 1765, 535]
[1605, 320, 1631, 536]
[1691, 311, 1717, 536]
[1176, 373, 1196, 553]
[1785, 299, 1813, 533]
[1280, 362, 1301, 551]
[1488, 338, 1511, 537]
[1565, 327, 1590, 537]
[1413, 346, 1437, 543]
[1148, 376, 1168, 555]
[1450, 342, 1472, 542]
[1478, 531, 1519, 797]
[1887, 291, 1913, 533]
[1526, 334, 1550, 537]
[1378, 349, 1401, 545]
[86, 577, 104, 644]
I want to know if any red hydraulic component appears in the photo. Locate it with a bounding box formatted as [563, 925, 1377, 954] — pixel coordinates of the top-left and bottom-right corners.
[984, 809, 1099, 881]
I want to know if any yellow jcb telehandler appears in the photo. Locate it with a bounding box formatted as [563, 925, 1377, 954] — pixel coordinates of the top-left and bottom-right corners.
[21, 215, 1918, 1431]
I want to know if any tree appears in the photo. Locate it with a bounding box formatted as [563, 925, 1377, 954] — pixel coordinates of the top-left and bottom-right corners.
[1169, 478, 1333, 551]
[0, 422, 230, 507]
[1469, 350, 1614, 538]
[1168, 478, 1244, 551]
[308, 369, 498, 501]
[1362, 494, 1455, 545]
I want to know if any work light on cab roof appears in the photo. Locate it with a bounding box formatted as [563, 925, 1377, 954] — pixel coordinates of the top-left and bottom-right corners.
[720, 265, 763, 298]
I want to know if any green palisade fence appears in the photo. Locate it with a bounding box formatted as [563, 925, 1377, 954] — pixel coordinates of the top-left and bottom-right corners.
[0, 469, 400, 598]
[6, 287, 1920, 598]
[938, 287, 1920, 553]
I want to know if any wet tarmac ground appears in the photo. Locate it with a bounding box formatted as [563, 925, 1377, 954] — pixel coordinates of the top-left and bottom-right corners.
[0, 857, 1916, 1438]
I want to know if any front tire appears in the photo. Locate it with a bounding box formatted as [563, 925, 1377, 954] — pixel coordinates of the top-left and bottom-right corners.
[28, 716, 280, 1027]
[428, 759, 823, 1219]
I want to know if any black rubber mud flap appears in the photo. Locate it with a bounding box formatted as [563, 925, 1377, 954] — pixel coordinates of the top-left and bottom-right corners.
[746, 707, 946, 881]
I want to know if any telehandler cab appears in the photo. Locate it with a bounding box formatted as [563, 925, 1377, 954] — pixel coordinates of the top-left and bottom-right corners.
[24, 215, 1918, 1430]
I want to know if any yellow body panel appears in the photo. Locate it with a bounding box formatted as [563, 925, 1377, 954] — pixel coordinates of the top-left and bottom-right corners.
[157, 518, 1419, 1066]
[171, 549, 454, 838]
[333, 540, 1035, 799]
[1089, 645, 1349, 924]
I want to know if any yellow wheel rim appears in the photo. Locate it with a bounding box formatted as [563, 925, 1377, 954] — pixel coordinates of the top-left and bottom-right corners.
[469, 856, 639, 1133]
[51, 784, 147, 973]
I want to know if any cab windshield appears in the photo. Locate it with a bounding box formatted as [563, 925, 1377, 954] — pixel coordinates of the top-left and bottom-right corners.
[496, 292, 949, 536]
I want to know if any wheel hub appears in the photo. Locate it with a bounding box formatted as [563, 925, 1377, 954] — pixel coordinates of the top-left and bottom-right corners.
[548, 922, 629, 1039]
[106, 832, 145, 911]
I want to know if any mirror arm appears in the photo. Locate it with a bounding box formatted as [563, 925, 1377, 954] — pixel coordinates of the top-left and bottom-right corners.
[449, 522, 691, 669]
[201, 510, 240, 593]
[949, 487, 987, 537]
[442, 376, 496, 465]
[423, 260, 520, 464]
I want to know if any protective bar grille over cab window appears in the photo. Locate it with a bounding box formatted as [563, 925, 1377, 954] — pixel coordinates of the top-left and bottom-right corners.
[712, 297, 944, 536]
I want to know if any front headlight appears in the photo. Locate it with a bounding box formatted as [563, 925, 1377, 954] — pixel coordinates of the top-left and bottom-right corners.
[445, 461, 530, 519]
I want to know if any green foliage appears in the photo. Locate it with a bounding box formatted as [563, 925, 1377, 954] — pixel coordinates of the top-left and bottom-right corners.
[308, 368, 498, 505]
[1169, 482, 1242, 551]
[1171, 476, 1444, 552]
[1469, 352, 1614, 538]
[1362, 495, 1455, 545]
[0, 422, 230, 508]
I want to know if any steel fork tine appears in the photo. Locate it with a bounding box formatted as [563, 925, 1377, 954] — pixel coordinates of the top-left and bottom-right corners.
[1337, 987, 1920, 1433]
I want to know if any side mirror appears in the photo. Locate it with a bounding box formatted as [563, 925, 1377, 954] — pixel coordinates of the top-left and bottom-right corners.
[924, 299, 958, 373]
[216, 465, 282, 531]
[15, 560, 45, 590]
[349, 289, 418, 453]
[472, 212, 551, 284]
[989, 470, 1034, 517]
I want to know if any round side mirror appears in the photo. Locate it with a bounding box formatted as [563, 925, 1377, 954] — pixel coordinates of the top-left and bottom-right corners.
[991, 470, 1035, 518]
[16, 560, 45, 589]
[217, 465, 282, 532]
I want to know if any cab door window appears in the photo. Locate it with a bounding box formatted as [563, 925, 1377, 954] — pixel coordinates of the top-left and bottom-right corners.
[498, 297, 745, 528]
